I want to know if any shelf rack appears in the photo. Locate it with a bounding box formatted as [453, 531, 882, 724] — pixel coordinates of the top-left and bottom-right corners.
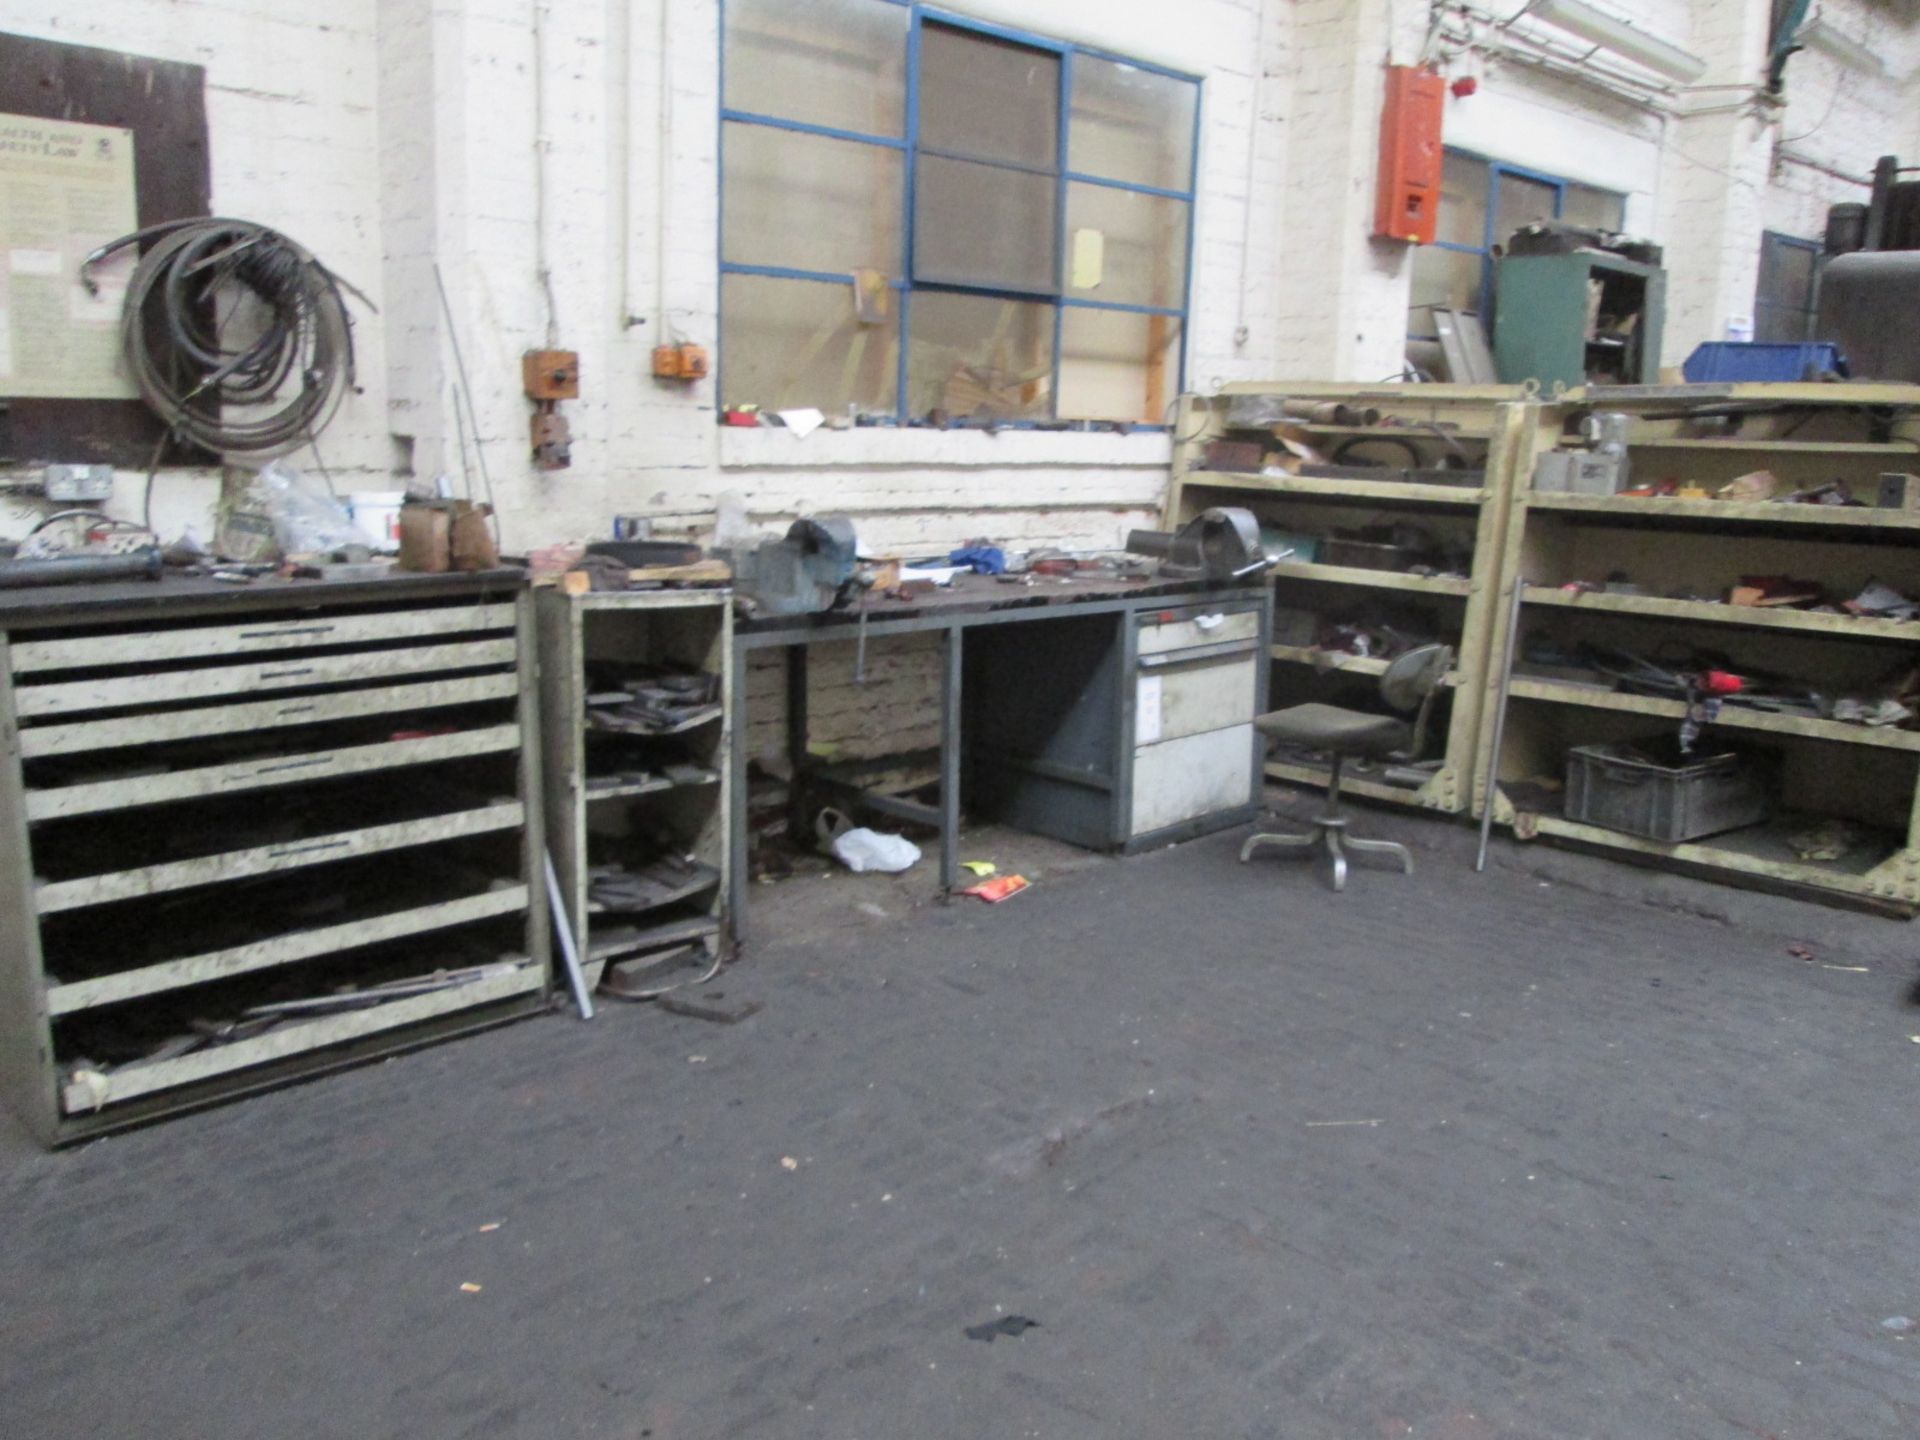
[1167, 383, 1530, 815]
[537, 589, 732, 989]
[1477, 384, 1920, 911]
[0, 573, 549, 1144]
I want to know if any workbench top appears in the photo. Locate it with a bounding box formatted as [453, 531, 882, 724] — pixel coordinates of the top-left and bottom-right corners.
[0, 567, 526, 629]
[736, 572, 1264, 637]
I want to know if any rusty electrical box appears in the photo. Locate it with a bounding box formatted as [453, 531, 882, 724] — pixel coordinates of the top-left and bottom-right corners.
[522, 348, 579, 400]
[1373, 64, 1446, 245]
[523, 347, 577, 469]
[652, 344, 709, 382]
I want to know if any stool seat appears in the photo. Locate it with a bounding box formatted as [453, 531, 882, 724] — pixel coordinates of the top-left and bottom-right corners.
[1255, 703, 1410, 758]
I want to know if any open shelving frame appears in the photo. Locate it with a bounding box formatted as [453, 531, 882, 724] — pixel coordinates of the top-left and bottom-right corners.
[1477, 382, 1920, 911]
[1167, 382, 1529, 814]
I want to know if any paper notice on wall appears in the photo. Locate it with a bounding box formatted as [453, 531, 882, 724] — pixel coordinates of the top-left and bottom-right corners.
[1071, 227, 1105, 290]
[1137, 673, 1164, 745]
[0, 113, 138, 399]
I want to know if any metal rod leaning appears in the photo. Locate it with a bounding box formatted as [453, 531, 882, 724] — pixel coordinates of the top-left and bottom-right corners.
[1476, 578, 1528, 874]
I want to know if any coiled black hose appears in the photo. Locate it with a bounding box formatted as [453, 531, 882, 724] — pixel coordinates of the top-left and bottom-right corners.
[81, 218, 368, 459]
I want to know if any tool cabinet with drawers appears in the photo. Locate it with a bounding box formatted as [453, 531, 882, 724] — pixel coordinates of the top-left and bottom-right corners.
[964, 587, 1271, 853]
[0, 572, 548, 1144]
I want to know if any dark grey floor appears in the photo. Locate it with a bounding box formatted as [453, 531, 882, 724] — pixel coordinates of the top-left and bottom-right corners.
[5, 815, 1920, 1440]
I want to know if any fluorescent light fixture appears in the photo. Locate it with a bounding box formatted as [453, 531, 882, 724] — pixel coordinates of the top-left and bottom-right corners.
[1526, 0, 1709, 84]
[1800, 16, 1885, 75]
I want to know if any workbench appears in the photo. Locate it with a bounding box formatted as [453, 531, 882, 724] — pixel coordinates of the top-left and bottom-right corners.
[730, 574, 1271, 939]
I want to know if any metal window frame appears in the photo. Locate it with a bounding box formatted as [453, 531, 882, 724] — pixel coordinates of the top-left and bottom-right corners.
[1407, 148, 1626, 344]
[718, 0, 1201, 429]
[1754, 229, 1825, 344]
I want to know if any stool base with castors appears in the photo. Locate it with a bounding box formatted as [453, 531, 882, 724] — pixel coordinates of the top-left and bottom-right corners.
[1239, 644, 1450, 893]
[1239, 753, 1413, 891]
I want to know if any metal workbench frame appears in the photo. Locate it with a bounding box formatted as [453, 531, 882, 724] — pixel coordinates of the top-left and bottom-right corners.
[730, 580, 1270, 940]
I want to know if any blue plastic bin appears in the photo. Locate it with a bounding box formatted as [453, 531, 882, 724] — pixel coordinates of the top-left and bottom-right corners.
[1682, 342, 1847, 383]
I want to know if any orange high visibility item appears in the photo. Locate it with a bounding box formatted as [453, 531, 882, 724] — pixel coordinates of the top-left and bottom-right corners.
[1373, 64, 1446, 245]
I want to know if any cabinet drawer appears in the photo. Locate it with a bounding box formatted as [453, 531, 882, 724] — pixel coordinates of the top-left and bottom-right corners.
[10, 602, 517, 674]
[20, 672, 518, 758]
[46, 886, 531, 1015]
[13, 638, 516, 719]
[60, 960, 545, 1114]
[24, 724, 522, 821]
[1130, 725, 1256, 835]
[1136, 658, 1257, 745]
[35, 801, 525, 913]
[1137, 607, 1261, 656]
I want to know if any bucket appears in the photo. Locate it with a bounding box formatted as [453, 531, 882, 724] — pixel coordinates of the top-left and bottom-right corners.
[348, 491, 406, 553]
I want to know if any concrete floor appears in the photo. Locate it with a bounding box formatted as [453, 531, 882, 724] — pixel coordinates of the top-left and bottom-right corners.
[4, 797, 1920, 1439]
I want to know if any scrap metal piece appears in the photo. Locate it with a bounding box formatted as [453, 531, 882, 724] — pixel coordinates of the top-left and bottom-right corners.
[588, 856, 721, 914]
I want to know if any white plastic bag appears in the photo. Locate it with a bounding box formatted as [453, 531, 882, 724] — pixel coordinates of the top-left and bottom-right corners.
[830, 827, 922, 874]
[225, 460, 371, 560]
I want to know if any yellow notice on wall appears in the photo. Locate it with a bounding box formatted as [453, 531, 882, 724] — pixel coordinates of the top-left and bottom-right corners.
[0, 113, 138, 399]
[1071, 227, 1105, 291]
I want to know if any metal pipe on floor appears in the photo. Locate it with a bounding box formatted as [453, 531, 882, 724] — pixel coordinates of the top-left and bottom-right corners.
[544, 849, 594, 1019]
[1476, 579, 1528, 874]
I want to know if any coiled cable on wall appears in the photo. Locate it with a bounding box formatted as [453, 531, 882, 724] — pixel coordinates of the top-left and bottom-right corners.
[81, 217, 370, 460]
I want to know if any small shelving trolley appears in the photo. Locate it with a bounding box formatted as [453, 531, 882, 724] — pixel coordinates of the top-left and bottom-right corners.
[538, 588, 731, 989]
[1479, 382, 1920, 911]
[1166, 382, 1530, 815]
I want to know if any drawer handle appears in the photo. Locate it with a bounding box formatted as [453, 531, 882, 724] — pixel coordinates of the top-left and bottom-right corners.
[275, 703, 317, 718]
[241, 624, 336, 640]
[267, 839, 352, 860]
[259, 667, 316, 681]
[237, 756, 334, 780]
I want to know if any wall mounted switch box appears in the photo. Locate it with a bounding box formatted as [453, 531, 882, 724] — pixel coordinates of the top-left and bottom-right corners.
[43, 464, 114, 502]
[522, 350, 580, 400]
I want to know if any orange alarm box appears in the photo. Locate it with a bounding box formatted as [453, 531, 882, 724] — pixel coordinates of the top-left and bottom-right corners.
[1373, 64, 1446, 245]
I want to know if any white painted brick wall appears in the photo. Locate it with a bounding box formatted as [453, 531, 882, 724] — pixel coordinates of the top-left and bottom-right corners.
[5, 0, 1920, 756]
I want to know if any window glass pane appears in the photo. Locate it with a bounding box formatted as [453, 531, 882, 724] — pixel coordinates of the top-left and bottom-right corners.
[723, 123, 904, 278]
[907, 291, 1054, 421]
[1437, 152, 1489, 247]
[1563, 183, 1626, 231]
[913, 154, 1056, 291]
[1058, 308, 1180, 423]
[1408, 245, 1484, 336]
[1494, 172, 1557, 248]
[1064, 183, 1187, 309]
[720, 274, 898, 416]
[919, 22, 1059, 168]
[1760, 234, 1817, 313]
[723, 0, 909, 137]
[1068, 56, 1196, 192]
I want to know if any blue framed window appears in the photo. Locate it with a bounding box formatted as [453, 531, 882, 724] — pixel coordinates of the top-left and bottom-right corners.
[719, 0, 1200, 428]
[1408, 149, 1625, 345]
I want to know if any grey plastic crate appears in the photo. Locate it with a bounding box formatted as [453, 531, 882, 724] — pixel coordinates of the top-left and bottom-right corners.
[1564, 739, 1769, 842]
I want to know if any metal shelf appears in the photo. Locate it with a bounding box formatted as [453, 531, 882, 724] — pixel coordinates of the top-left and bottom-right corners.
[1188, 470, 1487, 505]
[1266, 561, 1473, 595]
[1522, 586, 1920, 642]
[1525, 492, 1920, 531]
[1506, 677, 1920, 752]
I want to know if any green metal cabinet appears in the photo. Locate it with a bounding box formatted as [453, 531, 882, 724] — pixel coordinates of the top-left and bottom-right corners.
[1493, 251, 1665, 391]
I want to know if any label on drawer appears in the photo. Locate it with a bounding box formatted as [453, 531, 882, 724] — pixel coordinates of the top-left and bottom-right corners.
[1137, 674, 1163, 745]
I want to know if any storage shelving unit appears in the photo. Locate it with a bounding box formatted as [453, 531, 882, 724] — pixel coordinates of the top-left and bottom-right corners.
[0, 573, 549, 1144]
[1167, 383, 1528, 814]
[1477, 384, 1920, 910]
[537, 589, 731, 989]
